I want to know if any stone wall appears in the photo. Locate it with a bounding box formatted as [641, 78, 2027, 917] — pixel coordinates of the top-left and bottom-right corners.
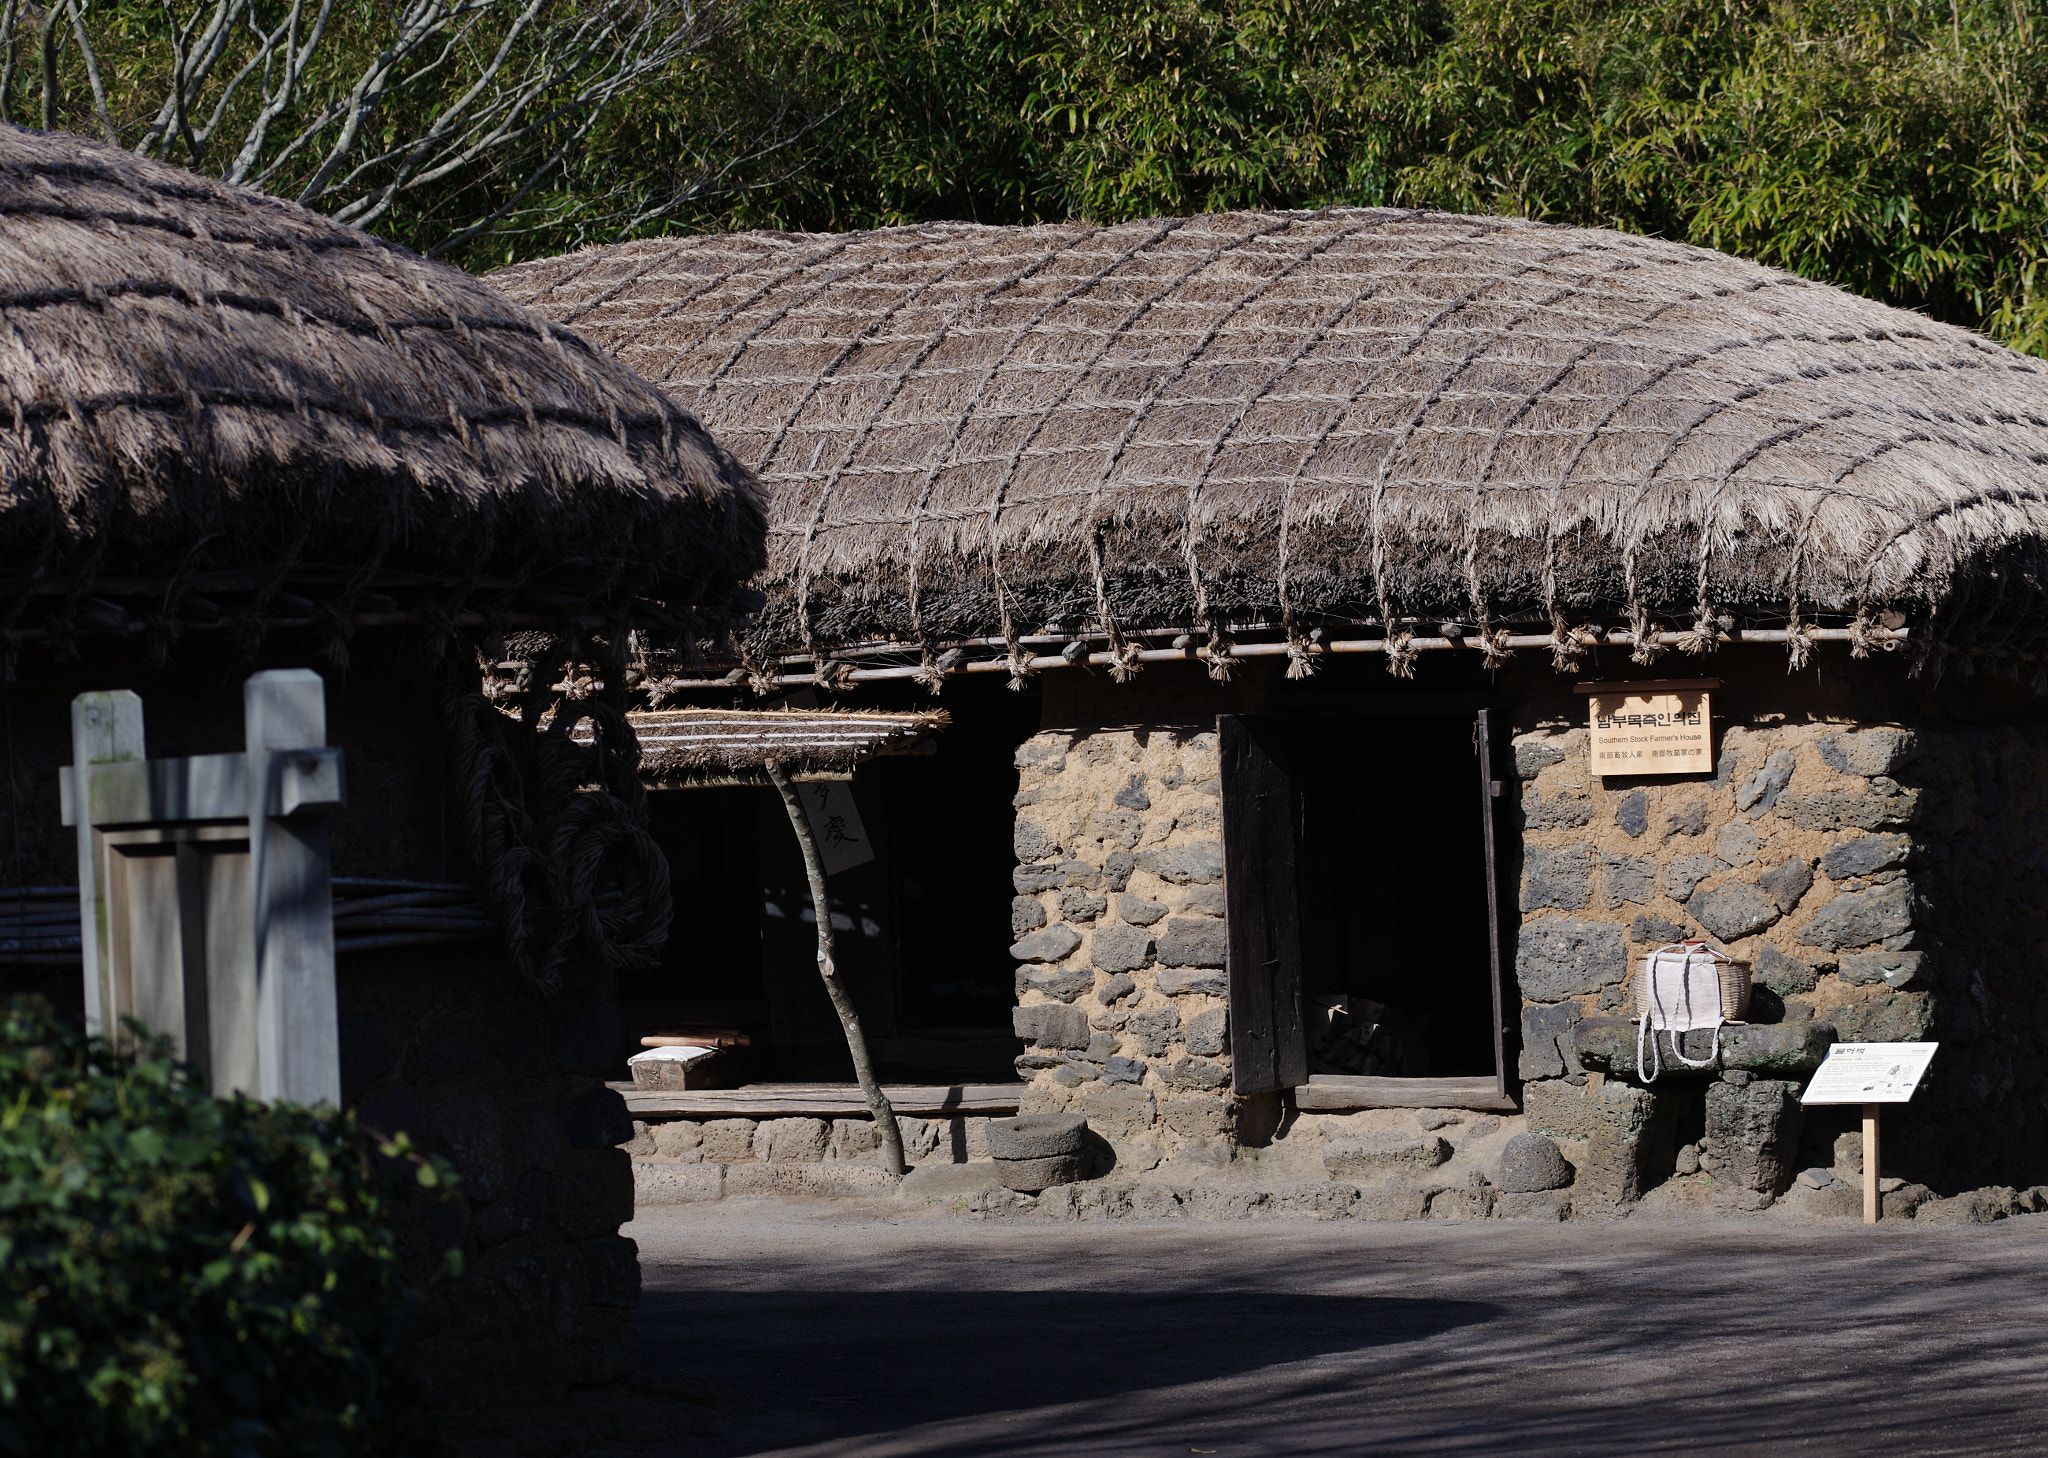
[1510, 706, 2048, 1202]
[1002, 725, 1256, 1168]
[624, 1112, 992, 1202]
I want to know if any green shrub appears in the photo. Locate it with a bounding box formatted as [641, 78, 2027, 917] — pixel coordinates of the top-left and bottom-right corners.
[0, 999, 448, 1457]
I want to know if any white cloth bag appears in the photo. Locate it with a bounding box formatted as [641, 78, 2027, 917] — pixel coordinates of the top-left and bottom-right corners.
[1635, 942, 1730, 1082]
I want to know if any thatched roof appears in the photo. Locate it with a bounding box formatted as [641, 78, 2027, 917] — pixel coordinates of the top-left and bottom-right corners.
[596, 707, 946, 780]
[0, 126, 764, 651]
[491, 209, 2048, 681]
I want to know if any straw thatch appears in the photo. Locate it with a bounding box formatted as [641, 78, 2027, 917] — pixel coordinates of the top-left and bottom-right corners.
[589, 707, 947, 779]
[492, 208, 2048, 680]
[0, 126, 764, 646]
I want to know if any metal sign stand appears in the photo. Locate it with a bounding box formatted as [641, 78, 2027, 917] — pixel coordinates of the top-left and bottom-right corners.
[60, 669, 346, 1104]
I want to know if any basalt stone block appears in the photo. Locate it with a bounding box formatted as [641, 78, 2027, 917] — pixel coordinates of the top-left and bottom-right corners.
[1083, 1030, 1119, 1063]
[1737, 748, 1797, 818]
[564, 1085, 634, 1150]
[1058, 889, 1108, 923]
[1631, 913, 1688, 945]
[1015, 740, 1070, 772]
[1127, 1006, 1182, 1057]
[1515, 737, 1569, 777]
[1576, 1081, 1663, 1209]
[1664, 801, 1708, 839]
[1524, 794, 1594, 830]
[1185, 1006, 1229, 1058]
[1572, 1017, 1835, 1078]
[1839, 948, 1926, 988]
[1616, 790, 1649, 839]
[1515, 918, 1626, 1000]
[1059, 860, 1103, 889]
[1167, 1055, 1231, 1091]
[1519, 1000, 1582, 1081]
[1704, 1078, 1803, 1200]
[1014, 819, 1060, 863]
[1178, 885, 1227, 917]
[1324, 1134, 1451, 1181]
[1135, 844, 1224, 885]
[756, 1117, 830, 1163]
[1010, 924, 1083, 963]
[1602, 852, 1657, 908]
[1156, 967, 1227, 997]
[986, 1113, 1089, 1159]
[1119, 893, 1168, 926]
[1915, 1187, 2020, 1225]
[1076, 1084, 1157, 1140]
[1756, 944, 1818, 995]
[1011, 896, 1048, 936]
[698, 1119, 756, 1164]
[1795, 885, 1915, 951]
[1103, 850, 1137, 892]
[1815, 991, 1933, 1042]
[1817, 729, 1922, 778]
[1014, 1001, 1090, 1050]
[1087, 810, 1145, 850]
[1715, 822, 1761, 868]
[1821, 834, 1911, 881]
[1103, 1056, 1147, 1084]
[1114, 776, 1151, 810]
[1775, 788, 1919, 832]
[1097, 972, 1137, 1003]
[1018, 966, 1095, 1003]
[1498, 1133, 1574, 1193]
[1661, 853, 1724, 903]
[1091, 922, 1155, 973]
[1156, 917, 1227, 968]
[1759, 858, 1815, 913]
[1492, 1190, 1573, 1221]
[1014, 865, 1063, 894]
[1522, 845, 1594, 912]
[1689, 881, 1780, 941]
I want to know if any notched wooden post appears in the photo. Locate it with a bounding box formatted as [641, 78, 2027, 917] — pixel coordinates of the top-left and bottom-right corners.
[765, 760, 907, 1176]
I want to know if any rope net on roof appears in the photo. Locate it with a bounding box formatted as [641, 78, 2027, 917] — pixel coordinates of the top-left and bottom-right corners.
[491, 208, 2048, 688]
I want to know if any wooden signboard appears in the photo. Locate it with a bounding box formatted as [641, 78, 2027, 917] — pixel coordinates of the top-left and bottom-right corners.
[1574, 679, 1719, 775]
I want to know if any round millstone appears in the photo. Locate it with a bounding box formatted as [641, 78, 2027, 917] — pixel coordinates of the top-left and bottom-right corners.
[985, 1113, 1089, 1160]
[992, 1151, 1090, 1192]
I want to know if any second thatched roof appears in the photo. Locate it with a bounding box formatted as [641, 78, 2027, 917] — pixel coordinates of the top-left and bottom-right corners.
[491, 209, 2048, 677]
[0, 126, 764, 646]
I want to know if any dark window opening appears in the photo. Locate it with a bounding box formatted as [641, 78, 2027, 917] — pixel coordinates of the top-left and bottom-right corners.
[617, 680, 1037, 1085]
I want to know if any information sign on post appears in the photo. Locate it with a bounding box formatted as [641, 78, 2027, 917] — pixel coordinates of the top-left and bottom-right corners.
[1802, 1041, 1938, 1224]
[1574, 679, 1718, 775]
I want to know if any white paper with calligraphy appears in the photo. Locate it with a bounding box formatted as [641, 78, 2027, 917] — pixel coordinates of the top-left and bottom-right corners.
[1585, 684, 1714, 774]
[799, 781, 875, 875]
[1801, 1042, 1938, 1104]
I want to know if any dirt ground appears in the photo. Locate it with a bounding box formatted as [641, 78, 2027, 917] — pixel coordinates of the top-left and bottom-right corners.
[459, 1197, 2048, 1457]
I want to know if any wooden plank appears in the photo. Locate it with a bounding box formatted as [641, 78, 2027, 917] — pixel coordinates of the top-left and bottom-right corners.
[1219, 715, 1306, 1095]
[1293, 1075, 1520, 1112]
[612, 1082, 1024, 1117]
[1475, 707, 1511, 1105]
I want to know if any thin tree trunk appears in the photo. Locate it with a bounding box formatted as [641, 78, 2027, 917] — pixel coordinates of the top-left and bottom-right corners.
[765, 761, 906, 1177]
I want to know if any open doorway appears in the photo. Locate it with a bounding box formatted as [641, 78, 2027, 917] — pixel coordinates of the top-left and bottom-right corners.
[1294, 716, 1499, 1079]
[1219, 708, 1509, 1106]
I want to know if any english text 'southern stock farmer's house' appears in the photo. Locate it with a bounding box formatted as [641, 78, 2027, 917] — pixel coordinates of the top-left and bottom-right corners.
[0, 124, 765, 1391]
[494, 209, 2048, 1221]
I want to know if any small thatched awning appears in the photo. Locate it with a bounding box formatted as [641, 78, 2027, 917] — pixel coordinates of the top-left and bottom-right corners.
[493, 210, 2048, 680]
[603, 708, 946, 782]
[0, 127, 764, 644]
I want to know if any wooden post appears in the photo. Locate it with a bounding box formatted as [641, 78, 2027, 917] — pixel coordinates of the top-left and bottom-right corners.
[1864, 1102, 1880, 1224]
[765, 761, 907, 1176]
[69, 690, 145, 1039]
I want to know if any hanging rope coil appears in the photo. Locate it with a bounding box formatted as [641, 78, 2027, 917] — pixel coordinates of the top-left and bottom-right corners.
[445, 691, 674, 996]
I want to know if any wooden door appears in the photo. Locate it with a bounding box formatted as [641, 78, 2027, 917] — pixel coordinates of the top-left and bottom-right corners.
[1218, 715, 1306, 1095]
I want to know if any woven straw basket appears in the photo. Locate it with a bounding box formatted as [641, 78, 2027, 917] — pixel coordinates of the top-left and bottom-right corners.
[1634, 945, 1753, 1023]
